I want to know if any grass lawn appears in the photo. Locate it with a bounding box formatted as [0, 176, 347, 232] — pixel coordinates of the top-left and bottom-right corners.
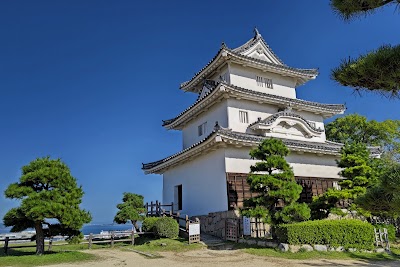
[0, 249, 96, 267]
[235, 243, 400, 262]
[126, 237, 204, 253]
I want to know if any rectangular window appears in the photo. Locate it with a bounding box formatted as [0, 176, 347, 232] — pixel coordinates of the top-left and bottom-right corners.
[174, 185, 183, 210]
[309, 122, 316, 128]
[264, 78, 273, 89]
[239, 110, 248, 123]
[198, 122, 207, 136]
[256, 75, 263, 87]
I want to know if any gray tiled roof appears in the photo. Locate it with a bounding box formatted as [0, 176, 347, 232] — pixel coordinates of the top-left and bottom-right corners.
[179, 46, 225, 89]
[162, 81, 219, 127]
[142, 127, 380, 172]
[231, 32, 285, 65]
[229, 50, 318, 76]
[163, 82, 345, 127]
[180, 48, 318, 90]
[249, 111, 324, 132]
[142, 129, 217, 170]
[217, 128, 342, 153]
[232, 34, 286, 65]
[227, 84, 345, 112]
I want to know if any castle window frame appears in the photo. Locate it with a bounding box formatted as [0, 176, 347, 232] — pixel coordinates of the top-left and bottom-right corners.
[239, 110, 249, 124]
[264, 78, 273, 89]
[256, 75, 264, 87]
[198, 122, 207, 136]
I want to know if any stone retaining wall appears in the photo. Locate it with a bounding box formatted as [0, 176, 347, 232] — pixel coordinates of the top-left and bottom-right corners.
[194, 210, 240, 239]
[194, 210, 271, 239]
[238, 238, 389, 254]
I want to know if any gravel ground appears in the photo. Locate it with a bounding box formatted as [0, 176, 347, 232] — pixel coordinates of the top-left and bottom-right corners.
[46, 248, 398, 267]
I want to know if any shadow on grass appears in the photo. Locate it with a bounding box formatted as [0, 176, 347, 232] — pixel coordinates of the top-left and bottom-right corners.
[0, 248, 61, 257]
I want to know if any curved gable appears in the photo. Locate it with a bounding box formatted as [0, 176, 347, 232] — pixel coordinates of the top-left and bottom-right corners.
[249, 111, 324, 139]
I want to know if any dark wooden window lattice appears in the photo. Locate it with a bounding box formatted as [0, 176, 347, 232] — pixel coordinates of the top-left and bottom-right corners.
[226, 173, 339, 209]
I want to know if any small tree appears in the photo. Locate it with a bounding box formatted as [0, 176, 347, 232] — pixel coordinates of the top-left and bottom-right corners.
[3, 157, 91, 255]
[242, 139, 310, 224]
[311, 143, 380, 219]
[326, 114, 400, 163]
[357, 163, 400, 218]
[114, 193, 145, 230]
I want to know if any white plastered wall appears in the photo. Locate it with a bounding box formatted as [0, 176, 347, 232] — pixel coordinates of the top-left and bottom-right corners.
[182, 100, 228, 149]
[227, 98, 278, 132]
[226, 99, 326, 142]
[224, 147, 342, 179]
[229, 63, 297, 98]
[162, 149, 228, 216]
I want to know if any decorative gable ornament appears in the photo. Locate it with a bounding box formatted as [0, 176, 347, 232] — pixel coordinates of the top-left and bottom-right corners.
[249, 111, 324, 139]
[199, 80, 217, 99]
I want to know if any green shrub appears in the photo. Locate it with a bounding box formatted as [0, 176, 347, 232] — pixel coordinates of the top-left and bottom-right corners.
[275, 219, 375, 250]
[374, 224, 396, 242]
[153, 217, 179, 239]
[142, 217, 161, 232]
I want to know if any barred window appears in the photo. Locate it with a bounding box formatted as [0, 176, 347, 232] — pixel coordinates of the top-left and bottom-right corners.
[239, 111, 248, 123]
[264, 78, 273, 89]
[256, 76, 263, 87]
[256, 75, 273, 89]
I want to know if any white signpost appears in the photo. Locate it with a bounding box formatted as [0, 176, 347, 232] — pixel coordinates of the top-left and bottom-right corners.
[243, 216, 251, 236]
[189, 223, 200, 236]
[188, 223, 201, 244]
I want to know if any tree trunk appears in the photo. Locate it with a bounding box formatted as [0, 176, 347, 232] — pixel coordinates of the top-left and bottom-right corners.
[35, 221, 45, 255]
[133, 221, 138, 232]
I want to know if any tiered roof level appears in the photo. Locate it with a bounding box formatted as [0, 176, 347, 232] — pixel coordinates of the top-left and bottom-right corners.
[142, 29, 378, 174]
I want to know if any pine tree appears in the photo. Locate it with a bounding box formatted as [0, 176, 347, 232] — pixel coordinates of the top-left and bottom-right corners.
[329, 0, 400, 97]
[310, 143, 379, 219]
[357, 162, 400, 218]
[114, 193, 145, 231]
[3, 157, 91, 255]
[242, 139, 310, 224]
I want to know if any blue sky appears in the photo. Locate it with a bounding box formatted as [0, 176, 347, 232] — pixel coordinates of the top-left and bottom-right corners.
[0, 1, 399, 224]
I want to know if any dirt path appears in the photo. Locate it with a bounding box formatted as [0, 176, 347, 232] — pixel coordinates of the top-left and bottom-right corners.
[47, 248, 398, 267]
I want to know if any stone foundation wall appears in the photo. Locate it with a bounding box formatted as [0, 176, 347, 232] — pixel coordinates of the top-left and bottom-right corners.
[194, 210, 240, 239]
[193, 210, 271, 239]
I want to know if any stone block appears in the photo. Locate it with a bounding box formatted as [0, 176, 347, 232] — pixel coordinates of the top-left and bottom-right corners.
[257, 240, 266, 247]
[314, 245, 328, 252]
[289, 245, 301, 253]
[375, 248, 385, 253]
[360, 249, 373, 253]
[278, 243, 289, 252]
[347, 248, 357, 252]
[335, 246, 344, 252]
[328, 246, 336, 252]
[265, 241, 278, 248]
[300, 244, 313, 252]
[246, 239, 257, 245]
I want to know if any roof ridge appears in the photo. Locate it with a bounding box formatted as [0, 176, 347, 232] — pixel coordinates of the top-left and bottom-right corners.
[227, 50, 317, 74]
[164, 82, 346, 128]
[231, 29, 285, 65]
[143, 128, 382, 173]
